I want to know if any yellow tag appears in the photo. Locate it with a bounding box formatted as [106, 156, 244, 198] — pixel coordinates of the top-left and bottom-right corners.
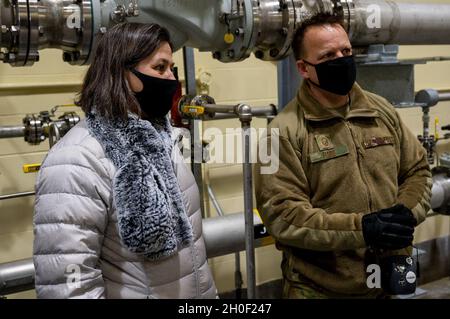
[182, 105, 205, 116]
[224, 33, 235, 44]
[435, 117, 440, 140]
[252, 208, 275, 246]
[23, 163, 41, 174]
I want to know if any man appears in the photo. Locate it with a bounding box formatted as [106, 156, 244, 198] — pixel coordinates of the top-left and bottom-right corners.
[255, 13, 432, 298]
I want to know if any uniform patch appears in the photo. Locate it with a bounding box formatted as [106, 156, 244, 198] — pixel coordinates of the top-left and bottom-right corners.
[315, 134, 335, 151]
[309, 145, 349, 163]
[363, 136, 394, 149]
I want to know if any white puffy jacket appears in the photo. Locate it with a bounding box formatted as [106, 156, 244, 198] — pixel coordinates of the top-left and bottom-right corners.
[33, 119, 217, 299]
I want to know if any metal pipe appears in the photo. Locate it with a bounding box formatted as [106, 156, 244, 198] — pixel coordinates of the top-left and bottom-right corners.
[234, 251, 243, 299]
[3, 0, 450, 66]
[439, 93, 450, 102]
[349, 0, 450, 46]
[204, 102, 268, 297]
[238, 104, 256, 299]
[202, 109, 277, 121]
[183, 47, 206, 218]
[0, 259, 35, 296]
[202, 113, 242, 121]
[206, 184, 243, 297]
[207, 185, 225, 217]
[0, 191, 35, 201]
[431, 172, 450, 214]
[202, 104, 276, 118]
[0, 82, 82, 91]
[203, 104, 239, 114]
[416, 89, 450, 107]
[202, 212, 265, 259]
[0, 125, 25, 139]
[423, 107, 430, 139]
[251, 105, 277, 117]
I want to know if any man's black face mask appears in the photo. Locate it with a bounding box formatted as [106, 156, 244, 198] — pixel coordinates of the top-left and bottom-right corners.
[303, 55, 357, 96]
[131, 69, 179, 119]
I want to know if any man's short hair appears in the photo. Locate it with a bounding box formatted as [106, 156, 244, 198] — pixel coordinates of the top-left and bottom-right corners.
[292, 13, 346, 60]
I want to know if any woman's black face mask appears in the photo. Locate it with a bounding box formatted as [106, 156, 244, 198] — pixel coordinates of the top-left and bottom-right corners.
[303, 55, 357, 96]
[131, 69, 179, 119]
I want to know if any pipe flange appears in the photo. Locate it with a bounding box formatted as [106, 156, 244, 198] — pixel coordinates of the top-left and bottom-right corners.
[277, 0, 298, 59]
[59, 112, 81, 134]
[178, 94, 196, 114]
[1, 0, 96, 66]
[23, 114, 44, 145]
[191, 94, 216, 107]
[3, 0, 40, 66]
[178, 94, 216, 118]
[339, 0, 356, 40]
[215, 0, 258, 62]
[13, 0, 28, 66]
[253, 0, 297, 61]
[26, 0, 40, 65]
[68, 0, 93, 65]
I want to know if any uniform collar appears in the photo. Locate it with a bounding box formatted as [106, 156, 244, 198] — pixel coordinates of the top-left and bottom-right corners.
[297, 81, 379, 122]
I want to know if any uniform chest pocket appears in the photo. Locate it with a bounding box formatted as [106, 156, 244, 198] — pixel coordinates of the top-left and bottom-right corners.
[362, 136, 395, 149]
[362, 135, 398, 176]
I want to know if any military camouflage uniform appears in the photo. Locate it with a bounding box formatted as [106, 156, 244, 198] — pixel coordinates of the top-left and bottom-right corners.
[255, 81, 432, 298]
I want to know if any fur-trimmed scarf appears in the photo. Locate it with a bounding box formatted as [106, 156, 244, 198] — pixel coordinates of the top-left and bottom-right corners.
[85, 111, 193, 260]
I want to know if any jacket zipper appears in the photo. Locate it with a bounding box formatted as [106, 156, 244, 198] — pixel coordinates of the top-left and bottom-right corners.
[343, 120, 373, 212]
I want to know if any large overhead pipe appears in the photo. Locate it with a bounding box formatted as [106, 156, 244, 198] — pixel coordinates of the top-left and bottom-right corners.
[2, 0, 450, 66]
[349, 0, 450, 46]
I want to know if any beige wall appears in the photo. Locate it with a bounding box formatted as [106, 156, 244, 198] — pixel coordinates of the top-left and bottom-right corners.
[1, 1, 450, 298]
[0, 51, 86, 299]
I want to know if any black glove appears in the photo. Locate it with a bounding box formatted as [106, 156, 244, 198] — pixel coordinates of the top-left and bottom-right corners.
[362, 204, 417, 250]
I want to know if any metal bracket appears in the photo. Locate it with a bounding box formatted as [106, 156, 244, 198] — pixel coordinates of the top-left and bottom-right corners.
[354, 44, 400, 65]
[112, 0, 140, 23]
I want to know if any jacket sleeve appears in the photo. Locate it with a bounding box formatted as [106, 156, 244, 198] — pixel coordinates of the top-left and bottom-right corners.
[254, 131, 366, 252]
[33, 144, 111, 299]
[395, 112, 432, 225]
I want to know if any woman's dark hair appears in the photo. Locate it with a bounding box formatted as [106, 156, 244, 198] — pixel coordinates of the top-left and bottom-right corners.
[76, 23, 173, 120]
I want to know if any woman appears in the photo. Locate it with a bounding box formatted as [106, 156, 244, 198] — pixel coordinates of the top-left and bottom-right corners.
[33, 23, 217, 299]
